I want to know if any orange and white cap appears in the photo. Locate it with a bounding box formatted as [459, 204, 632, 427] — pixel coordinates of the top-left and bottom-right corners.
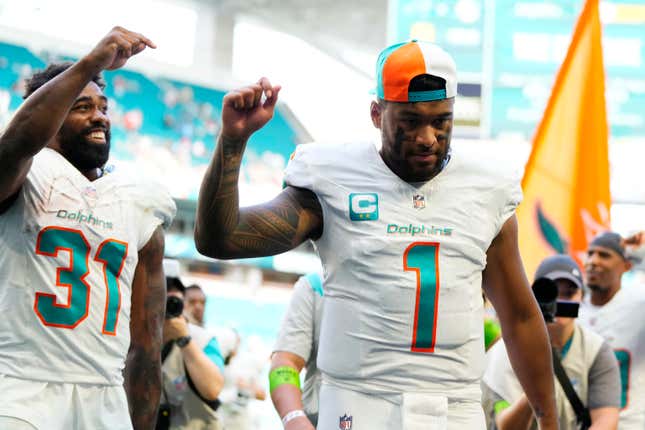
[376, 40, 457, 103]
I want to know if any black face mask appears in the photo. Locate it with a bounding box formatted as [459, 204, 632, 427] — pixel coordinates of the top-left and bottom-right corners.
[58, 124, 111, 170]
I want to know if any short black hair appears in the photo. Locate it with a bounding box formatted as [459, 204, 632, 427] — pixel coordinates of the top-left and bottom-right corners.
[23, 62, 106, 100]
[409, 74, 446, 92]
[166, 277, 185, 295]
[378, 73, 448, 105]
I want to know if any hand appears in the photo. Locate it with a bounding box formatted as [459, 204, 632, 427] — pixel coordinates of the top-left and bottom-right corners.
[163, 316, 189, 341]
[623, 231, 645, 248]
[284, 416, 315, 430]
[220, 77, 281, 143]
[84, 26, 156, 71]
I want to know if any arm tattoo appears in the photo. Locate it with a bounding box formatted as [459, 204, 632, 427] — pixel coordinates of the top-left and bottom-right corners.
[229, 186, 322, 257]
[124, 228, 166, 429]
[196, 135, 323, 258]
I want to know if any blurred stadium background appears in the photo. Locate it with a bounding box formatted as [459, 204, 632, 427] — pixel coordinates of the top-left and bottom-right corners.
[1, 0, 644, 427]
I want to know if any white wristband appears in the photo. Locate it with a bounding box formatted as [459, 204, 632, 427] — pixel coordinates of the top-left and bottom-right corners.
[282, 409, 306, 426]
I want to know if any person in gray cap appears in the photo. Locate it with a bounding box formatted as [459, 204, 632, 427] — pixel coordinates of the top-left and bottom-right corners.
[482, 254, 621, 430]
[579, 231, 645, 429]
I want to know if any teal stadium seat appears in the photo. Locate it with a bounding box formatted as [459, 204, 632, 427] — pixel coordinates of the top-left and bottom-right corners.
[0, 41, 301, 197]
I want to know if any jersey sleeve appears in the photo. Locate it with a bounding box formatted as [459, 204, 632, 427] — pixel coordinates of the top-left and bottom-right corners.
[133, 180, 177, 250]
[203, 337, 226, 371]
[273, 275, 317, 361]
[481, 341, 525, 404]
[189, 324, 225, 371]
[587, 340, 622, 409]
[21, 150, 58, 208]
[283, 144, 316, 192]
[495, 169, 523, 235]
[480, 381, 506, 430]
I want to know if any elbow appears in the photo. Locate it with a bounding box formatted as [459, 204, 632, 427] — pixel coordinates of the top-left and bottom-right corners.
[200, 387, 221, 402]
[194, 232, 222, 259]
[200, 376, 224, 401]
[193, 225, 211, 256]
[194, 232, 213, 257]
[194, 228, 234, 260]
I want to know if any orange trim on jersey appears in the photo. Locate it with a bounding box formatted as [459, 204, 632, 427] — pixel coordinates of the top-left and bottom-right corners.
[382, 43, 426, 102]
[95, 238, 129, 336]
[404, 241, 441, 353]
[34, 226, 91, 329]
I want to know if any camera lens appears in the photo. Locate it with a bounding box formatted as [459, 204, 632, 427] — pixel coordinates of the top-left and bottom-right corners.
[166, 295, 184, 319]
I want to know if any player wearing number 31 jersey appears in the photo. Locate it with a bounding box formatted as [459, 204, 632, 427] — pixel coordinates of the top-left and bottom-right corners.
[195, 40, 558, 429]
[0, 148, 174, 384]
[0, 27, 175, 430]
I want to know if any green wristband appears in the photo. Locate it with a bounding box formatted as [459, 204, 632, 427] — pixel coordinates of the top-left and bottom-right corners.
[269, 366, 301, 393]
[494, 399, 511, 415]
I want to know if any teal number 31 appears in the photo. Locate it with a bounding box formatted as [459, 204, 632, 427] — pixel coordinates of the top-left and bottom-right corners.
[404, 242, 441, 353]
[34, 227, 128, 335]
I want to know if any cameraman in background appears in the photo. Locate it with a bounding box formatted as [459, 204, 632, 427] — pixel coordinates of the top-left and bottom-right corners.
[482, 255, 620, 430]
[159, 259, 225, 430]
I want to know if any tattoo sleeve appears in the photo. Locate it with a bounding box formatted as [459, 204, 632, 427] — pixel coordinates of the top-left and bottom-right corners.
[124, 227, 166, 430]
[195, 135, 323, 259]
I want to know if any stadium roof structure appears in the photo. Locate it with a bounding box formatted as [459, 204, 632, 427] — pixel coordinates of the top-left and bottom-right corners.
[205, 0, 388, 79]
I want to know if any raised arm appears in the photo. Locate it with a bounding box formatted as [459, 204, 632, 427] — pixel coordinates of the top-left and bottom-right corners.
[195, 79, 322, 259]
[0, 26, 155, 207]
[124, 227, 166, 430]
[482, 215, 558, 430]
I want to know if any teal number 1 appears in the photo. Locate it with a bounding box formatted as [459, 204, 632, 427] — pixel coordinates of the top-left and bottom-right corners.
[614, 349, 631, 409]
[95, 239, 128, 335]
[34, 227, 128, 335]
[404, 242, 440, 352]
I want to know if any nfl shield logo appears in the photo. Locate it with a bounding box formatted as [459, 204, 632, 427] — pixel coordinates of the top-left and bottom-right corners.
[413, 194, 425, 209]
[82, 186, 98, 206]
[82, 186, 98, 199]
[339, 414, 353, 430]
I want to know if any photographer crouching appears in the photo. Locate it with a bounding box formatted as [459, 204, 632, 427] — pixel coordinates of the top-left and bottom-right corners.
[158, 259, 225, 430]
[482, 255, 621, 430]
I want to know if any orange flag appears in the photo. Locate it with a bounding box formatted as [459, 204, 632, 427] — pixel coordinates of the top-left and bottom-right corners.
[517, 0, 611, 277]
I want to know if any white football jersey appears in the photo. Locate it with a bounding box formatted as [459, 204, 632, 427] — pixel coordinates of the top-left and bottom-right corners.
[284, 142, 521, 400]
[579, 286, 645, 428]
[0, 149, 176, 385]
[273, 273, 324, 417]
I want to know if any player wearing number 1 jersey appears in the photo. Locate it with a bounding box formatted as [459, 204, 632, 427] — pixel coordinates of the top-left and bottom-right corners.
[195, 40, 558, 430]
[0, 27, 175, 430]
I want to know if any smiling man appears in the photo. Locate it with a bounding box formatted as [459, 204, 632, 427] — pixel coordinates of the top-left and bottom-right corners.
[195, 40, 557, 429]
[579, 231, 645, 429]
[0, 27, 176, 430]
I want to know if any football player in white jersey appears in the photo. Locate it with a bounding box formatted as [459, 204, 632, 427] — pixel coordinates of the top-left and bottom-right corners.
[271, 273, 324, 428]
[195, 40, 557, 429]
[579, 231, 645, 429]
[0, 27, 176, 429]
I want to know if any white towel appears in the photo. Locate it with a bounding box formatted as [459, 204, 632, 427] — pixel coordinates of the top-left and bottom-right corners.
[402, 392, 448, 430]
